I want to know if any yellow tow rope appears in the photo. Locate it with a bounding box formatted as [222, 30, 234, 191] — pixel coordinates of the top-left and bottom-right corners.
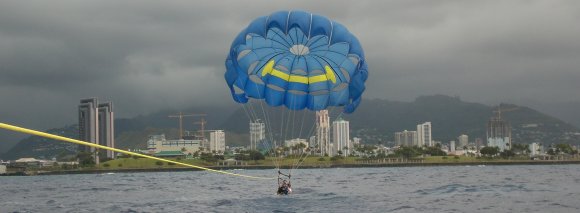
[0, 122, 274, 180]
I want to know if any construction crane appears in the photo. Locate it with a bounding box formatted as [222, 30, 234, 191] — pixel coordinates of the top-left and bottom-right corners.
[168, 112, 206, 139]
[194, 118, 207, 141]
[493, 104, 519, 120]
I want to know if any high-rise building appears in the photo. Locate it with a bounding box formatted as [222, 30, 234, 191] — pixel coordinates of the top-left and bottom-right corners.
[98, 102, 114, 160]
[529, 143, 541, 156]
[487, 112, 511, 151]
[417, 122, 432, 147]
[458, 134, 468, 148]
[79, 98, 115, 164]
[309, 136, 316, 148]
[209, 130, 225, 153]
[332, 118, 350, 157]
[316, 110, 330, 156]
[79, 98, 99, 162]
[249, 119, 265, 150]
[395, 130, 417, 147]
[450, 140, 456, 152]
[475, 138, 484, 148]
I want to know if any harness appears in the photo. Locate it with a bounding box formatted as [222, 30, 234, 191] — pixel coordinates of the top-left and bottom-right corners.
[277, 170, 292, 195]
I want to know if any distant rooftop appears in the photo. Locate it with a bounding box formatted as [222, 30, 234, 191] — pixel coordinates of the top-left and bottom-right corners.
[153, 151, 185, 157]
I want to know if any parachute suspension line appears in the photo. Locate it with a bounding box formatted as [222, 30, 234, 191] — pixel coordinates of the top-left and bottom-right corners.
[280, 105, 290, 142]
[290, 95, 297, 142]
[293, 108, 338, 172]
[243, 99, 279, 170]
[281, 105, 288, 171]
[0, 123, 275, 180]
[283, 98, 294, 166]
[287, 109, 308, 173]
[247, 100, 260, 124]
[250, 100, 276, 170]
[290, 110, 310, 172]
[288, 94, 300, 168]
[244, 78, 278, 169]
[259, 101, 280, 170]
[291, 120, 316, 172]
[240, 104, 252, 121]
[246, 83, 279, 170]
[293, 112, 319, 172]
[241, 103, 258, 126]
[248, 99, 277, 170]
[292, 89, 351, 173]
[298, 108, 307, 140]
[278, 102, 287, 169]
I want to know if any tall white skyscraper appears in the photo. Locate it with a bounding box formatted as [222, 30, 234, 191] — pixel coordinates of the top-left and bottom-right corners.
[249, 119, 265, 150]
[417, 122, 433, 147]
[450, 140, 456, 152]
[332, 118, 350, 157]
[209, 130, 225, 153]
[529, 143, 541, 156]
[316, 110, 330, 156]
[395, 130, 417, 147]
[458, 134, 469, 148]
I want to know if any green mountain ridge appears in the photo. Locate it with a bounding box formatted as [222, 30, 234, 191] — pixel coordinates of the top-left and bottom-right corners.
[2, 95, 579, 160]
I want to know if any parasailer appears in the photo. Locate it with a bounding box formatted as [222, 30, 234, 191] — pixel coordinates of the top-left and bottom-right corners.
[225, 10, 368, 194]
[277, 170, 292, 195]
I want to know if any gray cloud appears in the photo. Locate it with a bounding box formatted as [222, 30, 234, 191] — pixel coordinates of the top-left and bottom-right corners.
[1, 0, 580, 145]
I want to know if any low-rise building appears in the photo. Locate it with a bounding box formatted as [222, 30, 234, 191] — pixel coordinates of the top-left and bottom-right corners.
[209, 130, 226, 154]
[285, 138, 308, 148]
[352, 137, 362, 146]
[0, 160, 9, 165]
[285, 138, 309, 154]
[147, 134, 202, 155]
[153, 151, 186, 158]
[13, 158, 56, 167]
[0, 165, 6, 174]
[529, 143, 542, 156]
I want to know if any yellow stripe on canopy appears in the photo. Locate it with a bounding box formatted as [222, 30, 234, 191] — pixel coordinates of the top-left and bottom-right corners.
[260, 60, 337, 84]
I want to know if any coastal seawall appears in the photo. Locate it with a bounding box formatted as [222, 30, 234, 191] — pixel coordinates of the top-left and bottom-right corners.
[24, 160, 580, 176]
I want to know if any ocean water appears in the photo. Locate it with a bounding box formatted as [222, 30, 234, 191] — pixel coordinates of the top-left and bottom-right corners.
[1, 165, 580, 213]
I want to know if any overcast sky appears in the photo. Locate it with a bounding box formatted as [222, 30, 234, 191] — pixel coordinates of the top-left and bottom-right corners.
[1, 0, 580, 137]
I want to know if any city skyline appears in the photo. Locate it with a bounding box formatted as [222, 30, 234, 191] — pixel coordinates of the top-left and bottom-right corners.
[1, 1, 579, 144]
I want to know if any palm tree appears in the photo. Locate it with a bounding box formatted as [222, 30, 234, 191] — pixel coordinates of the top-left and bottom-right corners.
[296, 143, 307, 155]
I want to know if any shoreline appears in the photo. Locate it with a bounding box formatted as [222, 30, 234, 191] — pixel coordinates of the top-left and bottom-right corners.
[5, 160, 579, 176]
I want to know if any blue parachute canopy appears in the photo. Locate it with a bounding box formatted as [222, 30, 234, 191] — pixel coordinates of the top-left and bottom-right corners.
[225, 10, 368, 113]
